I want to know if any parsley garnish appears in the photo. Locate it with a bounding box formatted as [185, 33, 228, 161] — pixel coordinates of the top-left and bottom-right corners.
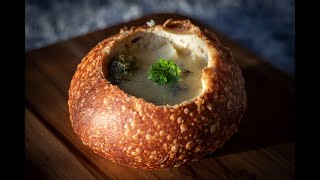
[147, 57, 181, 85]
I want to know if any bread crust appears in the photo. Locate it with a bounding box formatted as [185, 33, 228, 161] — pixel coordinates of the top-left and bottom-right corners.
[68, 19, 247, 169]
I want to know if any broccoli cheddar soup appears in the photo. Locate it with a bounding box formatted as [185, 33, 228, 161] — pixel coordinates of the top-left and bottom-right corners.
[108, 33, 208, 105]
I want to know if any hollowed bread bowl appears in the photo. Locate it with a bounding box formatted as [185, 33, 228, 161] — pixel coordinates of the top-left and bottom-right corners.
[68, 19, 247, 169]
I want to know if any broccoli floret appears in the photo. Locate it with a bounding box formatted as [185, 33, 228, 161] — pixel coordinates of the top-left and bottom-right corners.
[108, 54, 139, 84]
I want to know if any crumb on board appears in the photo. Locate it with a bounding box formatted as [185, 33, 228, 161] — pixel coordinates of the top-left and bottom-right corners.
[146, 19, 155, 27]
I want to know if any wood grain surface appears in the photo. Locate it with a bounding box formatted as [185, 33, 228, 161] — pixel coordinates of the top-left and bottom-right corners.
[25, 13, 295, 179]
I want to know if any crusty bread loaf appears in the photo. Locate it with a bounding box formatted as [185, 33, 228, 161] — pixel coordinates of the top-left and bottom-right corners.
[68, 19, 247, 169]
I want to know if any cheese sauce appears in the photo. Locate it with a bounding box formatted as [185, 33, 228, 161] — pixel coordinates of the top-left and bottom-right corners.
[118, 43, 206, 105]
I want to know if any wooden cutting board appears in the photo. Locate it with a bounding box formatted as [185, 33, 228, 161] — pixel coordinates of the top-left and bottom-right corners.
[25, 13, 295, 179]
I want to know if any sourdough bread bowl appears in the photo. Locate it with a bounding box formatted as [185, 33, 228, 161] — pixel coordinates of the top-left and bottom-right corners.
[68, 19, 247, 170]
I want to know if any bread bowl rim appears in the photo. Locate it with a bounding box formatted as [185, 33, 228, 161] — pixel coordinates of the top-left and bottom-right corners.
[101, 19, 220, 108]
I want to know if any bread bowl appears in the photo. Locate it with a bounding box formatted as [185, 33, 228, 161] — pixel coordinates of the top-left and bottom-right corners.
[68, 19, 247, 169]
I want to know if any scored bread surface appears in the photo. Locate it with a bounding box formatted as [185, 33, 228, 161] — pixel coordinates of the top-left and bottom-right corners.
[68, 19, 247, 169]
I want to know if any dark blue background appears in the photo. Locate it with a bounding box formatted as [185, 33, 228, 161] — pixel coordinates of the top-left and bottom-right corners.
[25, 0, 295, 77]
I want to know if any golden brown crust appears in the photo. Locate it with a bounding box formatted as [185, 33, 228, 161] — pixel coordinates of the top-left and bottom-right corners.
[68, 19, 247, 169]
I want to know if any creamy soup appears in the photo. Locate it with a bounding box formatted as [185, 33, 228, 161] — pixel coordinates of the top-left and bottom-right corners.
[117, 42, 206, 106]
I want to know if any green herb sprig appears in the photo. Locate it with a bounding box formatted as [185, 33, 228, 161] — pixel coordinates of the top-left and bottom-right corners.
[147, 57, 181, 85]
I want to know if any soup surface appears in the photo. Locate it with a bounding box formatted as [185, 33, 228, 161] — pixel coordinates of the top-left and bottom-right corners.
[118, 43, 206, 105]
